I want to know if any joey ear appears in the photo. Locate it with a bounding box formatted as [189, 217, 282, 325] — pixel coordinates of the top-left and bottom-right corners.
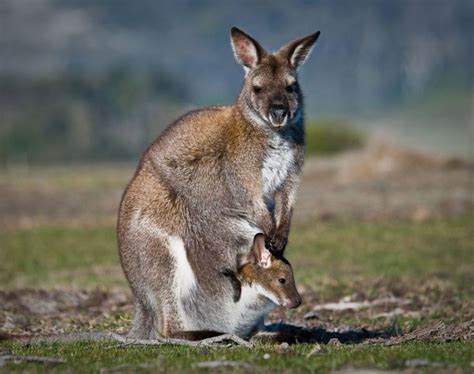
[276, 31, 320, 69]
[253, 234, 272, 268]
[230, 27, 267, 71]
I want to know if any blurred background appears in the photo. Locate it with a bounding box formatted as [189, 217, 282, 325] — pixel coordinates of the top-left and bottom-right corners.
[1, 0, 473, 227]
[1, 0, 473, 229]
[0, 0, 473, 351]
[1, 0, 472, 165]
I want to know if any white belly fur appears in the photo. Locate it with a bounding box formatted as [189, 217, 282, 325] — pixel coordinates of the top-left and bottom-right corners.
[178, 282, 276, 337]
[222, 283, 276, 337]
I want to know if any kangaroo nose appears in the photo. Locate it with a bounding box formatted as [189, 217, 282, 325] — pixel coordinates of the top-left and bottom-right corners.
[269, 105, 288, 125]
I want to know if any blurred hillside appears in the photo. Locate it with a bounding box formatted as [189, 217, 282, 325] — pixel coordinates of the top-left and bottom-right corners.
[0, 0, 473, 163]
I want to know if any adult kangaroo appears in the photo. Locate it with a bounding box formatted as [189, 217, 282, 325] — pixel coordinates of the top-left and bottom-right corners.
[118, 27, 320, 339]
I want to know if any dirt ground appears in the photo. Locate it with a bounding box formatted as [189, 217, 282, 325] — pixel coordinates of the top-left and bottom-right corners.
[1, 283, 472, 345]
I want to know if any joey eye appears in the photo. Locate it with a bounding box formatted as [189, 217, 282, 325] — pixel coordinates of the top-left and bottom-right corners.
[278, 278, 286, 285]
[286, 84, 296, 93]
[253, 85, 262, 94]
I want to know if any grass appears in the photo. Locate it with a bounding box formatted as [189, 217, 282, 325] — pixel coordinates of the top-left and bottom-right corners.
[0, 225, 122, 288]
[1, 341, 473, 373]
[290, 218, 474, 294]
[2, 217, 473, 291]
[1, 216, 473, 372]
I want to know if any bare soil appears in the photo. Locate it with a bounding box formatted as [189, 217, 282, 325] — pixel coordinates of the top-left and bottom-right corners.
[1, 279, 472, 345]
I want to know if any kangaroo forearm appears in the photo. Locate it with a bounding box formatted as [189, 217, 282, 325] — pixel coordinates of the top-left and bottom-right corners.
[268, 179, 299, 253]
[276, 208, 293, 238]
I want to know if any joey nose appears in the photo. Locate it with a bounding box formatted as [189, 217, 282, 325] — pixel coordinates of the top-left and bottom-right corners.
[284, 294, 302, 309]
[269, 105, 288, 125]
[292, 294, 302, 308]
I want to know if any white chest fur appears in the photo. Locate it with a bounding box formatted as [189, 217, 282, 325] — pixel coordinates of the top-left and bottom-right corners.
[262, 135, 294, 199]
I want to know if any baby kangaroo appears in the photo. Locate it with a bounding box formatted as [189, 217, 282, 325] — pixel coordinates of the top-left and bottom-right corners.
[234, 233, 302, 310]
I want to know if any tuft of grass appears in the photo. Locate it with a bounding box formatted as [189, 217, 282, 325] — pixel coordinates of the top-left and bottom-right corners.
[305, 119, 364, 156]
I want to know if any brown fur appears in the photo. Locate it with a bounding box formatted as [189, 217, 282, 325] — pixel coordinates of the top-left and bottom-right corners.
[118, 27, 319, 339]
[238, 258, 301, 308]
[238, 234, 301, 309]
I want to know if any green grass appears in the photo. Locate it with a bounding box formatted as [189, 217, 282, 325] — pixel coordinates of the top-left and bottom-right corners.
[0, 225, 123, 288]
[289, 217, 474, 295]
[1, 217, 473, 372]
[1, 341, 473, 373]
[2, 217, 472, 291]
[305, 119, 364, 156]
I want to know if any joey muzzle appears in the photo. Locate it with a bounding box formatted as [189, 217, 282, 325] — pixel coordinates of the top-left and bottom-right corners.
[283, 292, 302, 309]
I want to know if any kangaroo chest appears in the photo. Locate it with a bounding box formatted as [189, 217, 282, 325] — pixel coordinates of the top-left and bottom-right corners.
[261, 135, 294, 199]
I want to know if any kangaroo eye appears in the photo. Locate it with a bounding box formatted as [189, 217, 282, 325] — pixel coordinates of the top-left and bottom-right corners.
[286, 84, 296, 93]
[253, 85, 262, 94]
[278, 278, 286, 285]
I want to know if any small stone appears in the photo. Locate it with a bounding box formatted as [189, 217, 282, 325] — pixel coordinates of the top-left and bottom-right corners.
[327, 338, 342, 346]
[411, 207, 431, 223]
[303, 311, 320, 320]
[405, 358, 430, 367]
[263, 353, 270, 360]
[306, 344, 322, 357]
[279, 342, 289, 351]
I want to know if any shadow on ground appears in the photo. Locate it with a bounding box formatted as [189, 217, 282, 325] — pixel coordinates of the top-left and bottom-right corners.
[254, 322, 395, 345]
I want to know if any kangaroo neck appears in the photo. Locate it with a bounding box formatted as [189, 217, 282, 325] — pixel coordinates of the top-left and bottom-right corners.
[235, 92, 304, 143]
[235, 93, 273, 135]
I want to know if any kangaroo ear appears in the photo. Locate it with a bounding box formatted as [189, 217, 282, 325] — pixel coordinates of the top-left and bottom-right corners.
[253, 234, 272, 268]
[230, 27, 267, 70]
[277, 31, 320, 69]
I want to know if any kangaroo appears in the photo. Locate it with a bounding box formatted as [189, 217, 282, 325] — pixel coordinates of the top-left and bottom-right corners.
[118, 27, 320, 339]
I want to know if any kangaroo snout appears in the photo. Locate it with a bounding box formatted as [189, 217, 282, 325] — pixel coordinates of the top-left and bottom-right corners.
[269, 105, 288, 127]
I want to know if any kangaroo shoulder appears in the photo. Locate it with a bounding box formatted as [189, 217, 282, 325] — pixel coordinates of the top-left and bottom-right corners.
[151, 106, 231, 152]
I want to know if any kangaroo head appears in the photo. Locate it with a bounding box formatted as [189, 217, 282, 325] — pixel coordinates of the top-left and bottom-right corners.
[239, 234, 302, 309]
[231, 27, 320, 130]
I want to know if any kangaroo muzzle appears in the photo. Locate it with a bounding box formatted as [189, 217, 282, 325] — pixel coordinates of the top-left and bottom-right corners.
[269, 105, 288, 127]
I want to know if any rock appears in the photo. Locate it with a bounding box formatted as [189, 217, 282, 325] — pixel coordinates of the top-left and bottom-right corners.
[328, 338, 342, 346]
[303, 311, 320, 320]
[306, 344, 322, 357]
